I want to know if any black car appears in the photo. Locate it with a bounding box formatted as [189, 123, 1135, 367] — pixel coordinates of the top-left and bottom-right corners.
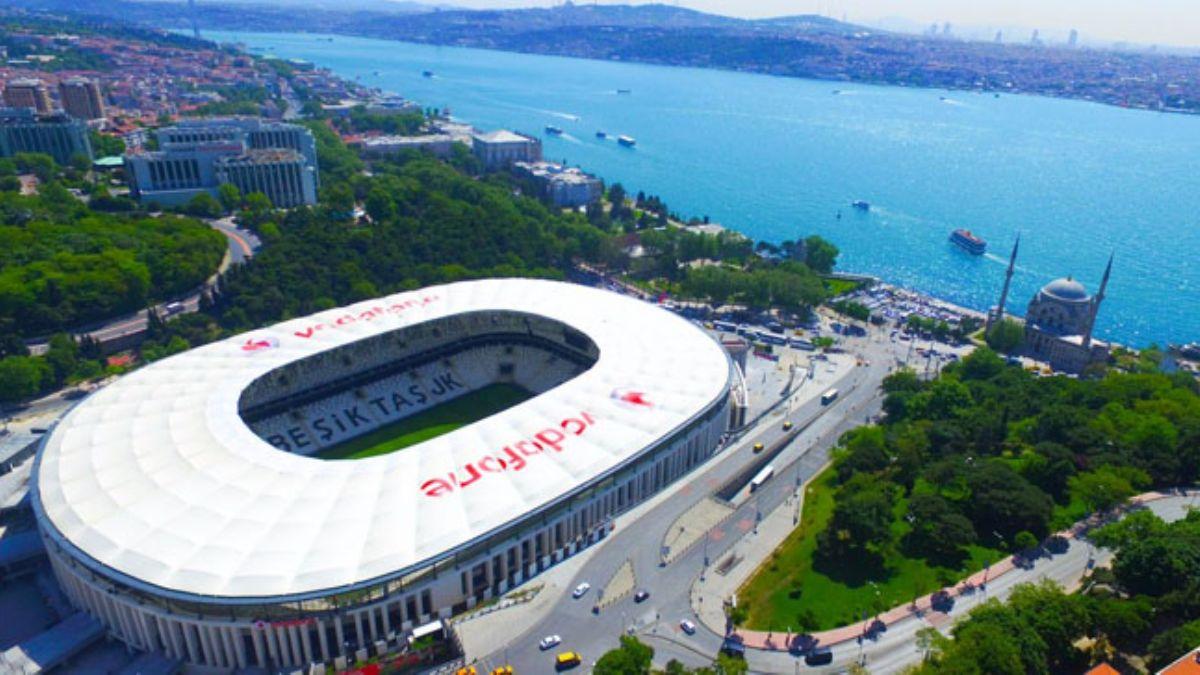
[633, 589, 650, 603]
[805, 647, 833, 666]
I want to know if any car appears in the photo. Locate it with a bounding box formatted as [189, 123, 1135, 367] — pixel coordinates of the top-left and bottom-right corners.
[782, 421, 793, 431]
[555, 651, 582, 669]
[490, 667, 514, 675]
[804, 647, 833, 666]
[540, 635, 562, 650]
[455, 667, 477, 675]
[752, 442, 764, 453]
[680, 619, 696, 635]
[572, 582, 590, 598]
[634, 589, 650, 603]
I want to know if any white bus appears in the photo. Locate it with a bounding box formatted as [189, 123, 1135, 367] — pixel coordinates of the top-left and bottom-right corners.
[749, 465, 774, 492]
[820, 389, 839, 405]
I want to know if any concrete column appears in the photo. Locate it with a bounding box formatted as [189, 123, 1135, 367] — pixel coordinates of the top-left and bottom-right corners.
[183, 623, 201, 664]
[288, 625, 302, 666]
[196, 623, 215, 666]
[334, 616, 346, 655]
[252, 626, 267, 669]
[353, 612, 364, 648]
[300, 623, 314, 664]
[367, 607, 378, 641]
[264, 625, 280, 668]
[316, 618, 330, 661]
[380, 603, 391, 637]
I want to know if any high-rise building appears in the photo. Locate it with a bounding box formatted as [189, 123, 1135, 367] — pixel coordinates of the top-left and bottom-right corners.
[1068, 29, 1079, 47]
[215, 149, 317, 208]
[0, 108, 92, 164]
[125, 118, 317, 207]
[3, 78, 53, 113]
[59, 77, 106, 120]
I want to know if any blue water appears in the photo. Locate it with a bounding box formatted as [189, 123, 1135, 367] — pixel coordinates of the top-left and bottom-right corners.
[210, 30, 1200, 347]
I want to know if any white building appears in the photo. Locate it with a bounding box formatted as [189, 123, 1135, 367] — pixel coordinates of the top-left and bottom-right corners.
[32, 279, 733, 671]
[513, 161, 603, 207]
[471, 129, 541, 169]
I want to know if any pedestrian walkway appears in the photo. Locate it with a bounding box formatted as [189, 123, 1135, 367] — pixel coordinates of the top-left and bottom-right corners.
[692, 482, 1198, 653]
[661, 498, 734, 565]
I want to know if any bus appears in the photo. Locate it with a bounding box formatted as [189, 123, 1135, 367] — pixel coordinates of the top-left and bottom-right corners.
[820, 389, 839, 405]
[713, 320, 738, 333]
[749, 465, 774, 492]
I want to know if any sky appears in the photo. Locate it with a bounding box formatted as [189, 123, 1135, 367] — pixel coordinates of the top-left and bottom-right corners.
[426, 0, 1200, 48]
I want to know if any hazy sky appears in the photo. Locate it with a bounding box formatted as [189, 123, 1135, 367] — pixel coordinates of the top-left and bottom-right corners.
[435, 0, 1200, 48]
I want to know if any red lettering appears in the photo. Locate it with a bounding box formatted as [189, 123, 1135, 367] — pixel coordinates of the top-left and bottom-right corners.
[478, 456, 506, 473]
[335, 315, 356, 326]
[294, 327, 316, 339]
[515, 440, 543, 456]
[453, 463, 483, 488]
[500, 446, 527, 471]
[561, 418, 586, 435]
[421, 478, 453, 497]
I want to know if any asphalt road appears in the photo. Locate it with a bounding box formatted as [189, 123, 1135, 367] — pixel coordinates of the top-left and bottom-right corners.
[24, 217, 260, 354]
[472, 337, 894, 675]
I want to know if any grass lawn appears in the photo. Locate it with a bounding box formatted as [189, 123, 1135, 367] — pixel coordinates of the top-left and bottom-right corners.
[823, 277, 863, 296]
[738, 468, 1006, 632]
[317, 383, 533, 460]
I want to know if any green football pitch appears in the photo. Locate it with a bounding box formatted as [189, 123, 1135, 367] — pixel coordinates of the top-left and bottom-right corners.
[317, 383, 534, 460]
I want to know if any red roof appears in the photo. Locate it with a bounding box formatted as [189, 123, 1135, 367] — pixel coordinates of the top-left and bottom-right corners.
[1085, 664, 1120, 675]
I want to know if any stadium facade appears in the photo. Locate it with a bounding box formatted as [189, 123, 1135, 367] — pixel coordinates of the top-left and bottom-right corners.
[32, 279, 733, 670]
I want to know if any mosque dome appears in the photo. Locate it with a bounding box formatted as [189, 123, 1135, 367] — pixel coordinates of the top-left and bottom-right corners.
[1041, 277, 1091, 302]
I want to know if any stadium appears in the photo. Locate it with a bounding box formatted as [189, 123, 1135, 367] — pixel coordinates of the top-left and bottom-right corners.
[31, 278, 734, 670]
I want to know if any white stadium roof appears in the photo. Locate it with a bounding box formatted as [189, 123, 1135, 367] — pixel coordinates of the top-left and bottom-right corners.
[35, 279, 730, 601]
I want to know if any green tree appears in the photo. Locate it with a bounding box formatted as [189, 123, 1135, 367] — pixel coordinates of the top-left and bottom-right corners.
[217, 183, 242, 213]
[803, 235, 839, 274]
[904, 493, 977, 563]
[594, 635, 653, 675]
[183, 192, 222, 218]
[985, 318, 1025, 354]
[1067, 465, 1148, 514]
[0, 356, 47, 403]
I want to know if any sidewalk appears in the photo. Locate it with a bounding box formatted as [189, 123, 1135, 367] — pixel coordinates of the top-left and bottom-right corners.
[691, 480, 1195, 653]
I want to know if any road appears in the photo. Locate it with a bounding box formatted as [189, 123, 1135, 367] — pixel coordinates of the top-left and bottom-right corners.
[23, 217, 260, 355]
[465, 329, 898, 675]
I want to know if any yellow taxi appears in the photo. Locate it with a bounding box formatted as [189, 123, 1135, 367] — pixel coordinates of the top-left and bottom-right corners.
[490, 667, 514, 675]
[455, 667, 477, 675]
[752, 442, 765, 453]
[555, 651, 582, 669]
[782, 421, 793, 431]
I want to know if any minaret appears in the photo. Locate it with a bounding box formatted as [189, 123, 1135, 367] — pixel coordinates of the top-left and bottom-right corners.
[1083, 252, 1113, 349]
[988, 234, 1020, 331]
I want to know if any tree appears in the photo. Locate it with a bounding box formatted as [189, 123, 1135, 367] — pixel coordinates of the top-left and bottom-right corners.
[14, 152, 56, 182]
[1113, 534, 1200, 597]
[1087, 595, 1153, 650]
[1148, 619, 1200, 670]
[819, 474, 896, 558]
[217, 183, 242, 213]
[803, 235, 838, 274]
[183, 192, 222, 218]
[594, 635, 653, 675]
[238, 191, 275, 231]
[904, 493, 977, 563]
[0, 356, 46, 403]
[963, 462, 1053, 543]
[1067, 465, 1147, 514]
[985, 318, 1024, 354]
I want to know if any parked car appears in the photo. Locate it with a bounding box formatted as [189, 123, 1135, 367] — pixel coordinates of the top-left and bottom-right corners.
[634, 589, 650, 603]
[805, 647, 833, 666]
[680, 620, 696, 635]
[540, 635, 562, 650]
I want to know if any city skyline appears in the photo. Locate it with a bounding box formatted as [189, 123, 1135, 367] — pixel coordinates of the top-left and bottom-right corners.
[406, 0, 1200, 48]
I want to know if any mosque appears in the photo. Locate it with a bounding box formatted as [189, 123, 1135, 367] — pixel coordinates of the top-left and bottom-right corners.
[986, 235, 1113, 374]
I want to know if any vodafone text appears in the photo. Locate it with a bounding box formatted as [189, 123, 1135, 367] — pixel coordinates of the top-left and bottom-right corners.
[291, 295, 439, 339]
[420, 411, 597, 498]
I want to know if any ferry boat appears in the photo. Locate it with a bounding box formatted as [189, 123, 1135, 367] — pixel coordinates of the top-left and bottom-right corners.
[545, 125, 564, 136]
[851, 200, 870, 211]
[950, 229, 987, 255]
[422, 70, 434, 78]
[617, 135, 637, 147]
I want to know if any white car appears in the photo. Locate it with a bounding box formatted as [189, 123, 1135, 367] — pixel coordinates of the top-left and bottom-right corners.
[680, 620, 696, 635]
[539, 635, 562, 650]
[572, 582, 591, 599]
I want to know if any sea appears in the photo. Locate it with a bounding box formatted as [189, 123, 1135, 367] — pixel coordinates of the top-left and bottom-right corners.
[207, 30, 1200, 347]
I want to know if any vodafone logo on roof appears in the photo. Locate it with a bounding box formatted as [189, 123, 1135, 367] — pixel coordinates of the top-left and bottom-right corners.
[611, 388, 653, 409]
[239, 336, 279, 354]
